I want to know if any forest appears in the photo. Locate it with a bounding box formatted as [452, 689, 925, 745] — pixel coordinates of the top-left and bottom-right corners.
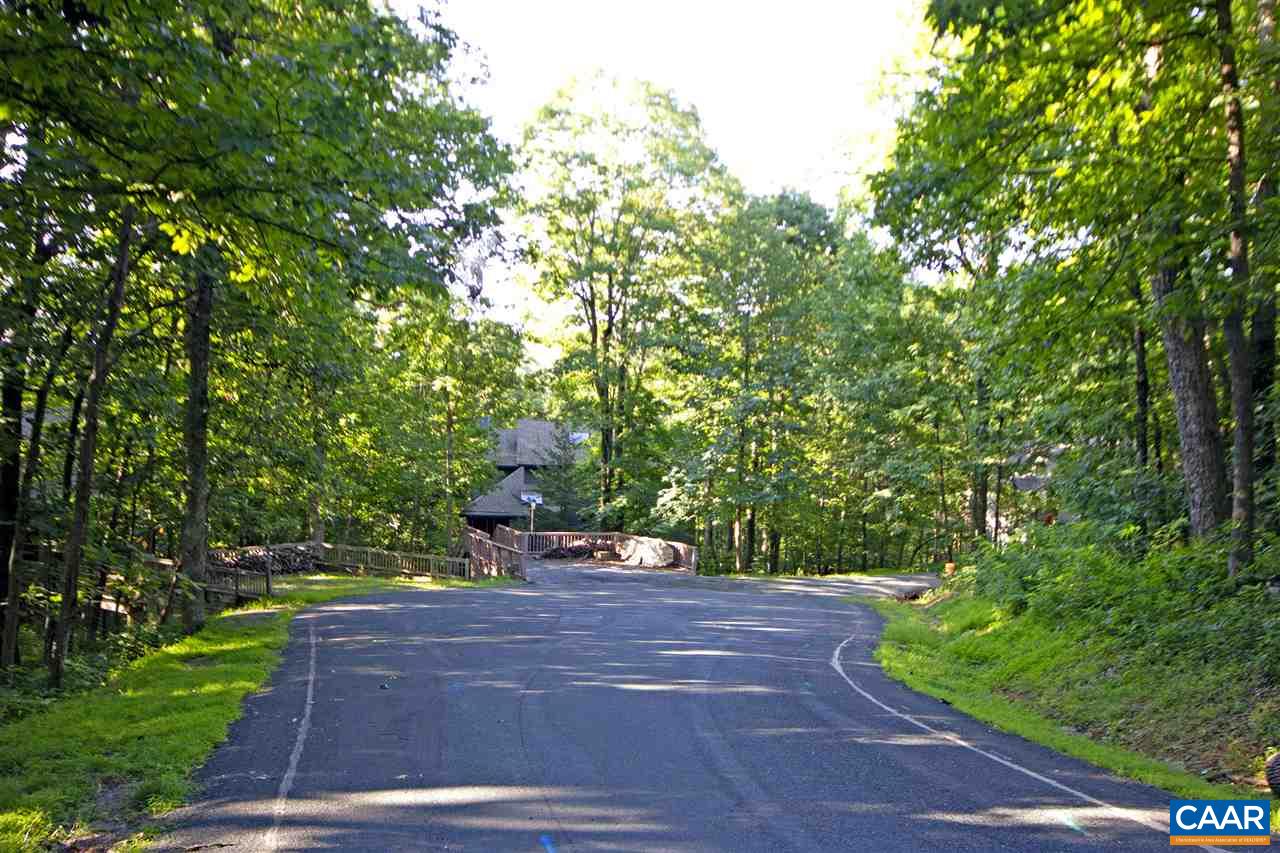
[1, 0, 1278, 749]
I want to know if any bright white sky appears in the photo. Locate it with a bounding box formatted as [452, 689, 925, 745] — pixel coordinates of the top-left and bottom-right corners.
[396, 0, 930, 362]
[433, 0, 927, 202]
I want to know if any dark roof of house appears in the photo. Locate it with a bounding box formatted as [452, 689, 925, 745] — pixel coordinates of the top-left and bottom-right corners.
[494, 419, 557, 469]
[464, 466, 532, 518]
[493, 419, 586, 469]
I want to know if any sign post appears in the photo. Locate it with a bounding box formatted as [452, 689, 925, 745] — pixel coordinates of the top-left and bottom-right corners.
[520, 490, 543, 532]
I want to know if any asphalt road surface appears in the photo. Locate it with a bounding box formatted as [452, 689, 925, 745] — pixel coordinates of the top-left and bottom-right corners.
[156, 561, 1194, 852]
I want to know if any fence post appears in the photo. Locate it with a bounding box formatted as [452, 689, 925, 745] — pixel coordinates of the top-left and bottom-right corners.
[265, 562, 273, 596]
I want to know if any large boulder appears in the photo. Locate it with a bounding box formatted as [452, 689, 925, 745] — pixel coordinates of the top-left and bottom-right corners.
[618, 535, 674, 567]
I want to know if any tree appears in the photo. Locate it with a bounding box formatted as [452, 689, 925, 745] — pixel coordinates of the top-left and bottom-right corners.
[521, 75, 728, 530]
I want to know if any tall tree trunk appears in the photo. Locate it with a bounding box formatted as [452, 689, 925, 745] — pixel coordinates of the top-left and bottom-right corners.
[61, 384, 85, 503]
[0, 274, 41, 639]
[935, 417, 952, 561]
[834, 504, 846, 572]
[0, 365, 22, 628]
[181, 247, 215, 631]
[444, 393, 455, 546]
[88, 435, 133, 640]
[50, 206, 135, 687]
[1, 330, 69, 666]
[733, 505, 744, 573]
[969, 376, 989, 540]
[1132, 282, 1151, 468]
[1154, 404, 1166, 475]
[1254, 0, 1279, 480]
[1150, 226, 1228, 536]
[1217, 0, 1255, 573]
[308, 425, 325, 547]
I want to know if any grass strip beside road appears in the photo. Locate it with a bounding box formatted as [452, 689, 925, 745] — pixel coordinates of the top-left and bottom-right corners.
[723, 568, 934, 579]
[859, 594, 1279, 834]
[0, 573, 510, 851]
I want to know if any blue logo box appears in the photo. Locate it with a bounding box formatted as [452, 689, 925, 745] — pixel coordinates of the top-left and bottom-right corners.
[1169, 799, 1271, 846]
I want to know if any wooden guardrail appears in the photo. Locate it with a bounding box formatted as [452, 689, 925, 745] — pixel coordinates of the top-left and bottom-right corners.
[207, 563, 271, 599]
[517, 530, 698, 572]
[520, 531, 621, 555]
[493, 524, 521, 550]
[314, 543, 469, 579]
[143, 555, 272, 603]
[461, 527, 526, 579]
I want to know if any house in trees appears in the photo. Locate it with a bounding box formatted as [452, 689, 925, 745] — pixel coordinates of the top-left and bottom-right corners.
[463, 419, 587, 535]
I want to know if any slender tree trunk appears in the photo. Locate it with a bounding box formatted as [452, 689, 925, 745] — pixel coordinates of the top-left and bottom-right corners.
[1154, 405, 1166, 475]
[970, 376, 989, 540]
[88, 436, 133, 640]
[1132, 282, 1151, 468]
[744, 505, 756, 573]
[834, 504, 845, 572]
[308, 426, 325, 547]
[1216, 0, 1254, 573]
[61, 384, 84, 503]
[733, 505, 744, 573]
[0, 367, 22, 625]
[444, 394, 455, 546]
[50, 206, 135, 687]
[909, 525, 927, 566]
[181, 248, 215, 631]
[935, 417, 952, 561]
[993, 462, 1003, 546]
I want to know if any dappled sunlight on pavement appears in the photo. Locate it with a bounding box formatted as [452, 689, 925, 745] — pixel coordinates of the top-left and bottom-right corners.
[154, 560, 1180, 852]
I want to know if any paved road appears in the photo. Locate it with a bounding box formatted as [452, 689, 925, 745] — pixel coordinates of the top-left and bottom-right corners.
[157, 562, 1188, 852]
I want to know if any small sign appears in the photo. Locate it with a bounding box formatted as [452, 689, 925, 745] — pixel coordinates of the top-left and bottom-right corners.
[520, 491, 543, 506]
[1169, 799, 1271, 846]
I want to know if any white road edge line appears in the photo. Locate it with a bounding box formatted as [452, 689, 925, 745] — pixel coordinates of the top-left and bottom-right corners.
[830, 633, 1226, 853]
[264, 625, 318, 851]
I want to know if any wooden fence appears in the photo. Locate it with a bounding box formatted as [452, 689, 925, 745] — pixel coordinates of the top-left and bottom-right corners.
[207, 563, 271, 600]
[520, 531, 622, 555]
[314, 543, 469, 579]
[493, 524, 521, 550]
[462, 526, 526, 579]
[143, 555, 272, 604]
[515, 530, 698, 572]
[667, 540, 699, 573]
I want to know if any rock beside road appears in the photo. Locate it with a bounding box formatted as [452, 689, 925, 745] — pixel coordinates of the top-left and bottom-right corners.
[618, 535, 675, 567]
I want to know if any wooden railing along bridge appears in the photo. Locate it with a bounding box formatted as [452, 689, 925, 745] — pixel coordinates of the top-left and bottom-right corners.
[500, 526, 698, 572]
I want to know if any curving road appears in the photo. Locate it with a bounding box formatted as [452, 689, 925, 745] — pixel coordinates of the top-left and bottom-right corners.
[157, 561, 1188, 852]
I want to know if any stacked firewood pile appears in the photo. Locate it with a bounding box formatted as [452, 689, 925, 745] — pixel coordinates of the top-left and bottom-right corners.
[541, 544, 599, 559]
[209, 544, 315, 576]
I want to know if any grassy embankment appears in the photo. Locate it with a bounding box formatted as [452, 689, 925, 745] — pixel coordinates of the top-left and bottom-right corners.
[723, 568, 931, 579]
[0, 573, 509, 851]
[863, 574, 1279, 832]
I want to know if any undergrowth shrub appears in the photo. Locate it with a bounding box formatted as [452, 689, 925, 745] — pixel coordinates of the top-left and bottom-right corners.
[0, 621, 183, 725]
[961, 522, 1280, 683]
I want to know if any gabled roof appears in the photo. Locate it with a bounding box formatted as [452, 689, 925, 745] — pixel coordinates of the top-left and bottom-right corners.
[464, 466, 532, 518]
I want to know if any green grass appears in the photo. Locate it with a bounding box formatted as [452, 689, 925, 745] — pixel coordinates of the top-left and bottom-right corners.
[858, 592, 1280, 832]
[723, 567, 934, 579]
[0, 573, 510, 852]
